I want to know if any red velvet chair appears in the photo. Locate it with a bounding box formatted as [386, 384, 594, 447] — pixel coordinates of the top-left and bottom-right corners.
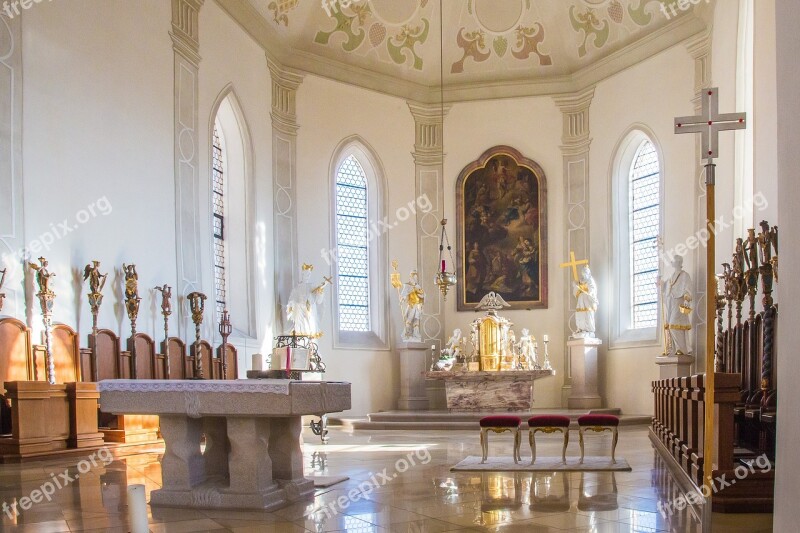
[577, 414, 620, 464]
[528, 415, 571, 464]
[479, 415, 522, 464]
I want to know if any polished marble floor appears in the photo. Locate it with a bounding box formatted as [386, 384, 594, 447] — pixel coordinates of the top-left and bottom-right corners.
[0, 426, 773, 532]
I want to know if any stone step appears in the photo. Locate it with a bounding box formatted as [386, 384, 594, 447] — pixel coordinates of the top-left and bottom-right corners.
[332, 410, 652, 431]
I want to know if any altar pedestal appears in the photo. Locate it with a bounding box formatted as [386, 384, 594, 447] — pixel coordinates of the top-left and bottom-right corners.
[99, 380, 351, 511]
[567, 337, 602, 409]
[398, 341, 429, 410]
[655, 354, 694, 379]
[425, 370, 554, 411]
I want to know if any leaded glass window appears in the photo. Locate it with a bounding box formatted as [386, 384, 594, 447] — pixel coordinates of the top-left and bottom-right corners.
[335, 155, 370, 332]
[629, 140, 660, 329]
[212, 122, 227, 320]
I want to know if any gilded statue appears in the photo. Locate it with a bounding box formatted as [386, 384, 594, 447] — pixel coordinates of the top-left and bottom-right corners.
[29, 257, 56, 295]
[83, 260, 108, 296]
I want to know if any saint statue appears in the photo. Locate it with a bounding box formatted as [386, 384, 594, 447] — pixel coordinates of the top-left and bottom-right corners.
[659, 255, 693, 356]
[573, 265, 598, 338]
[399, 270, 425, 342]
[286, 263, 331, 338]
[518, 328, 538, 369]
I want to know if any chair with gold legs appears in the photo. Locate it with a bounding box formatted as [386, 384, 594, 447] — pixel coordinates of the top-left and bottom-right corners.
[577, 414, 620, 464]
[479, 416, 522, 464]
[528, 415, 571, 464]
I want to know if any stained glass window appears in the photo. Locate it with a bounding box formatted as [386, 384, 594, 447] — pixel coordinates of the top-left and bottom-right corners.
[335, 155, 370, 332]
[630, 140, 660, 329]
[212, 122, 227, 320]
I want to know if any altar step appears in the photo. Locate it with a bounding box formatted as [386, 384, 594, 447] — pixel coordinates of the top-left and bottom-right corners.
[337, 409, 652, 431]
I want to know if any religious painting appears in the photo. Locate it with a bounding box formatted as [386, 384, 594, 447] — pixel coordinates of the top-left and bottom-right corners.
[456, 146, 548, 311]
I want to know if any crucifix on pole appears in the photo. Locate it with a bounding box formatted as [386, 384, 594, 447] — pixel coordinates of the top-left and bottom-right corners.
[674, 87, 746, 498]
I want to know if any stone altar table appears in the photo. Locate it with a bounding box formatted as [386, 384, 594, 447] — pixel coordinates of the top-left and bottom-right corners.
[98, 379, 351, 510]
[425, 370, 554, 411]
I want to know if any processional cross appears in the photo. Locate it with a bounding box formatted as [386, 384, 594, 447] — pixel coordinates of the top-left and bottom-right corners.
[559, 251, 589, 282]
[674, 88, 746, 496]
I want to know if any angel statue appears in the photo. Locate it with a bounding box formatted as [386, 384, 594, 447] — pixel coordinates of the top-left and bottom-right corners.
[286, 263, 331, 338]
[122, 263, 139, 300]
[518, 328, 539, 370]
[442, 329, 462, 359]
[83, 261, 108, 296]
[154, 284, 173, 316]
[29, 257, 56, 295]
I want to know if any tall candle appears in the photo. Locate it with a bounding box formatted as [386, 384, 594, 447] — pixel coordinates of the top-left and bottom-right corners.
[543, 334, 549, 342]
[127, 484, 148, 533]
[441, 260, 446, 272]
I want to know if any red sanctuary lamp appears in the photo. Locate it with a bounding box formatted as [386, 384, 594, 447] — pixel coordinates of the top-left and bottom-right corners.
[435, 219, 457, 300]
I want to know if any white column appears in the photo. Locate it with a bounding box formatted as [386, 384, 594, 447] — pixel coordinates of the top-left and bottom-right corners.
[407, 103, 450, 344]
[553, 88, 595, 406]
[0, 12, 24, 319]
[170, 0, 205, 338]
[774, 1, 799, 528]
[269, 61, 303, 335]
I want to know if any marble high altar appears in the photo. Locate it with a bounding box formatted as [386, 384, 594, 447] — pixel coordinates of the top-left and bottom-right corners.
[426, 293, 554, 411]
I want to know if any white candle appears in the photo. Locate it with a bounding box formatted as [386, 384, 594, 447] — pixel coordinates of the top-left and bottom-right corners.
[252, 353, 264, 371]
[543, 334, 549, 342]
[127, 484, 148, 533]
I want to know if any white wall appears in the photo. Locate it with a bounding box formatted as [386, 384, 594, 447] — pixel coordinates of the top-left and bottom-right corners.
[591, 44, 697, 415]
[443, 97, 566, 409]
[14, 0, 274, 375]
[295, 75, 416, 416]
[21, 0, 175, 341]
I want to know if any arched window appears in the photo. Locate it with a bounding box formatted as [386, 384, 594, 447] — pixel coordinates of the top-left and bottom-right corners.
[212, 121, 227, 320]
[209, 89, 256, 339]
[629, 140, 660, 329]
[330, 138, 389, 350]
[335, 155, 371, 332]
[611, 128, 663, 345]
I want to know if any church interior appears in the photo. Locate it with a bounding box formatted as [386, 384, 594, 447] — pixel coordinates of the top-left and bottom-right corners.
[0, 0, 798, 531]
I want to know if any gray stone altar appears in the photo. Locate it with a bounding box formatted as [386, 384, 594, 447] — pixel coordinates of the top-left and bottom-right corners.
[98, 379, 351, 510]
[425, 370, 553, 411]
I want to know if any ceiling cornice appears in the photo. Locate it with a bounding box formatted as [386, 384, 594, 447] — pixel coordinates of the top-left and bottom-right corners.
[215, 0, 709, 105]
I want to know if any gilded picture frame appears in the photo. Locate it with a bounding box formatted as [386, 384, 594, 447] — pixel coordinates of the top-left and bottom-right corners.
[456, 146, 548, 311]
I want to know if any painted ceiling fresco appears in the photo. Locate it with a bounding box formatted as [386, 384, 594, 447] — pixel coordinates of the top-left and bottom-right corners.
[252, 0, 699, 85]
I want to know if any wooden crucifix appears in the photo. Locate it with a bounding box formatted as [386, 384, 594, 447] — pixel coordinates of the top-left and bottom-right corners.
[674, 87, 746, 498]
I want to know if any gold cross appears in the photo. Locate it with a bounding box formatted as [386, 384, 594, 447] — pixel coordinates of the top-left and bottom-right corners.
[559, 251, 588, 282]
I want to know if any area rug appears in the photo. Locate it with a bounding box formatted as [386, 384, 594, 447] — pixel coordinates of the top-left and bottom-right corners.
[450, 456, 632, 472]
[310, 475, 349, 488]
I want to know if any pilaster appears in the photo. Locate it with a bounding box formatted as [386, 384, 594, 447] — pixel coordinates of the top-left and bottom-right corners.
[553, 87, 595, 404]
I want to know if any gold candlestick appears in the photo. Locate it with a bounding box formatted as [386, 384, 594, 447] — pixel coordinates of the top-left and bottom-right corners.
[219, 308, 232, 379]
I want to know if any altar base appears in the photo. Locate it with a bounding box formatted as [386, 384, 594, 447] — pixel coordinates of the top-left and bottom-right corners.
[99, 380, 350, 511]
[567, 337, 603, 409]
[425, 370, 554, 412]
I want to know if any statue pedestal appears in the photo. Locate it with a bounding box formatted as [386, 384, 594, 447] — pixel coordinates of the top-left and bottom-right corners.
[397, 341, 430, 411]
[655, 354, 694, 379]
[567, 337, 603, 409]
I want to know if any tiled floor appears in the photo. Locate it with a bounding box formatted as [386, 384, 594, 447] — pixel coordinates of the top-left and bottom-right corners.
[0, 426, 773, 532]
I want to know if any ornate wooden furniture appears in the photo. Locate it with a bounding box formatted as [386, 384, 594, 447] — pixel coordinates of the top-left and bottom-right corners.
[527, 415, 570, 464]
[479, 415, 522, 464]
[577, 414, 619, 464]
